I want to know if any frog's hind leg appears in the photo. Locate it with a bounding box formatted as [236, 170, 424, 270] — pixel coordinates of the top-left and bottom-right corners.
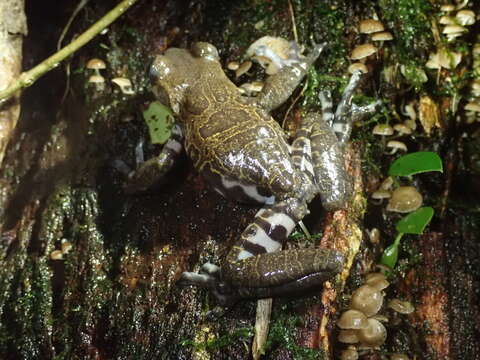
[121, 124, 184, 193]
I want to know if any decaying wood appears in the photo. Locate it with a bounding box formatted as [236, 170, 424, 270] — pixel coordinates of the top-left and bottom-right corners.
[0, 0, 26, 165]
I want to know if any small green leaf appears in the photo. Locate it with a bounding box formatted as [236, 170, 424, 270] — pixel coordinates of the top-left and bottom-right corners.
[396, 206, 434, 235]
[380, 242, 399, 269]
[142, 101, 174, 144]
[388, 151, 443, 177]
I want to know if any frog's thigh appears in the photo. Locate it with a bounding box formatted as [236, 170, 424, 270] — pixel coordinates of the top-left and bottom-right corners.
[125, 125, 183, 193]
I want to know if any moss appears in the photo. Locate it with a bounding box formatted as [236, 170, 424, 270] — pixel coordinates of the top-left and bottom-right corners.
[264, 306, 325, 360]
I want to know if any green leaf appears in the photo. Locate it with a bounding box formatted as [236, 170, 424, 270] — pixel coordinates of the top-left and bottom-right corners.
[142, 101, 174, 144]
[388, 151, 443, 177]
[380, 242, 399, 269]
[395, 206, 434, 235]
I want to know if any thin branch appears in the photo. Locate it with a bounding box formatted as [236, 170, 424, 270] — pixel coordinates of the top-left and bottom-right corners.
[0, 0, 139, 103]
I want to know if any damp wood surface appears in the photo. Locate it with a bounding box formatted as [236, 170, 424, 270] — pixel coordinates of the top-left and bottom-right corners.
[0, 0, 479, 359]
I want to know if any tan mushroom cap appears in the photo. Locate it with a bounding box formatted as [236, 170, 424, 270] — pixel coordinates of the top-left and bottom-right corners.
[111, 77, 134, 95]
[351, 43, 377, 60]
[340, 348, 359, 360]
[246, 36, 291, 59]
[387, 186, 423, 213]
[440, 4, 455, 12]
[86, 58, 106, 70]
[88, 74, 105, 83]
[50, 250, 64, 260]
[442, 24, 467, 34]
[338, 329, 360, 344]
[388, 298, 415, 314]
[372, 123, 394, 136]
[359, 19, 385, 34]
[465, 102, 480, 112]
[456, 10, 476, 26]
[338, 309, 369, 329]
[371, 31, 393, 41]
[439, 15, 456, 25]
[356, 318, 387, 347]
[386, 140, 408, 153]
[371, 190, 391, 200]
[226, 61, 239, 71]
[348, 62, 368, 74]
[235, 61, 252, 78]
[365, 272, 390, 291]
[350, 284, 384, 317]
[394, 123, 413, 135]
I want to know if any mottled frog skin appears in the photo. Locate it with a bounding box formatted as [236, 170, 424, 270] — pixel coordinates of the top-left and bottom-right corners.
[127, 41, 379, 306]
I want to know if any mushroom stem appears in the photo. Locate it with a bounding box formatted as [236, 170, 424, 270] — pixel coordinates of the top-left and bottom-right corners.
[0, 0, 139, 102]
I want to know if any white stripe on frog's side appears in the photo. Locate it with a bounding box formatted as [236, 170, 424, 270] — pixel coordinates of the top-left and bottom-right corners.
[257, 208, 296, 233]
[220, 176, 275, 204]
[237, 249, 254, 260]
[243, 223, 282, 253]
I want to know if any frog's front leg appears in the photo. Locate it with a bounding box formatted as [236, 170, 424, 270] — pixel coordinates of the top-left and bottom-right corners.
[254, 43, 325, 112]
[122, 124, 184, 193]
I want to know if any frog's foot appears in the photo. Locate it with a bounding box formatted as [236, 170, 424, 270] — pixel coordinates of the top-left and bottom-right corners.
[321, 71, 382, 143]
[178, 263, 240, 307]
[116, 125, 184, 193]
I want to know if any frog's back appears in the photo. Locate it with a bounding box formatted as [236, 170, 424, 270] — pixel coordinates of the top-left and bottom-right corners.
[182, 81, 296, 197]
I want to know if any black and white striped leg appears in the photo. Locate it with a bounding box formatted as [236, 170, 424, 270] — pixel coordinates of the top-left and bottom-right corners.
[123, 125, 184, 193]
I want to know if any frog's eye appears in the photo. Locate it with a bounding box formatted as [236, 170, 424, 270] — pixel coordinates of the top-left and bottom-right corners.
[191, 42, 219, 61]
[150, 55, 172, 82]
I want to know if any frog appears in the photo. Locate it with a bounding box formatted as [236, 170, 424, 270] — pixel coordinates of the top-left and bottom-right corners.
[124, 41, 380, 306]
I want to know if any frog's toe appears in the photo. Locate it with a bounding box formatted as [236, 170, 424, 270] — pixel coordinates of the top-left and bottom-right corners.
[199, 262, 221, 277]
[178, 271, 216, 288]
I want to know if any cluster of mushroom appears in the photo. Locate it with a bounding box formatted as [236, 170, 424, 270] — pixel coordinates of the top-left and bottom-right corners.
[465, 42, 480, 123]
[50, 238, 73, 260]
[337, 272, 415, 360]
[426, 4, 476, 70]
[86, 58, 135, 95]
[349, 19, 393, 74]
[371, 176, 423, 214]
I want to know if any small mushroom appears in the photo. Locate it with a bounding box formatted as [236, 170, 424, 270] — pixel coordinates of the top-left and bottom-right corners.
[350, 284, 384, 317]
[235, 61, 252, 78]
[368, 228, 381, 244]
[88, 74, 106, 91]
[456, 10, 475, 26]
[340, 348, 359, 360]
[439, 15, 456, 25]
[111, 77, 135, 95]
[465, 102, 480, 113]
[386, 140, 407, 154]
[240, 81, 263, 96]
[371, 314, 389, 323]
[371, 190, 391, 201]
[50, 250, 63, 260]
[61, 240, 73, 254]
[388, 299, 415, 314]
[387, 186, 423, 213]
[337, 309, 369, 329]
[348, 62, 368, 74]
[359, 19, 385, 34]
[394, 123, 413, 135]
[442, 24, 467, 41]
[338, 329, 360, 344]
[365, 272, 390, 291]
[372, 123, 394, 136]
[356, 318, 387, 347]
[86, 58, 106, 73]
[426, 49, 462, 69]
[379, 176, 394, 190]
[226, 61, 239, 71]
[440, 4, 455, 12]
[351, 44, 377, 60]
[371, 31, 393, 41]
[404, 119, 417, 131]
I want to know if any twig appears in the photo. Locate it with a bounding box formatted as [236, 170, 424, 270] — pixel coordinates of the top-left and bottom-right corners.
[0, 0, 139, 102]
[287, 0, 298, 44]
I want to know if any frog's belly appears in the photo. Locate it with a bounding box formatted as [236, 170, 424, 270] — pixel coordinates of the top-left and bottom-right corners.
[202, 165, 275, 205]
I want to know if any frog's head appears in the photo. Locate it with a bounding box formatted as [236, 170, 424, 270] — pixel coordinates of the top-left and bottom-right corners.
[150, 42, 220, 115]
